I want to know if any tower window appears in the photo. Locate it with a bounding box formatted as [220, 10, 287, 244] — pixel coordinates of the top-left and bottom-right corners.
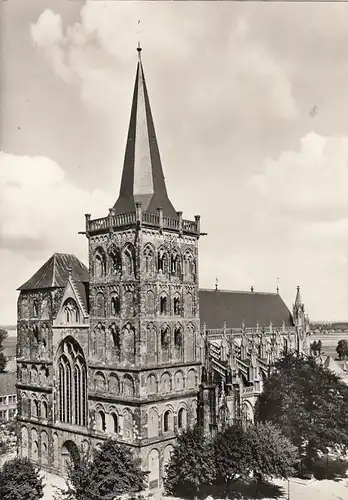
[63, 298, 79, 323]
[178, 408, 186, 430]
[110, 324, 120, 350]
[98, 410, 106, 432]
[111, 295, 120, 316]
[111, 413, 118, 434]
[173, 297, 180, 315]
[109, 247, 122, 274]
[33, 299, 39, 318]
[158, 250, 167, 273]
[160, 295, 167, 315]
[95, 248, 106, 278]
[163, 410, 172, 433]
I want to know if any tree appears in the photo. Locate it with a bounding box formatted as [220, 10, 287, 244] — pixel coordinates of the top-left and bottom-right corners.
[336, 339, 348, 360]
[255, 353, 348, 472]
[245, 422, 298, 480]
[0, 457, 44, 500]
[310, 340, 322, 357]
[164, 425, 216, 498]
[62, 438, 147, 500]
[214, 423, 253, 483]
[214, 422, 297, 485]
[0, 328, 8, 372]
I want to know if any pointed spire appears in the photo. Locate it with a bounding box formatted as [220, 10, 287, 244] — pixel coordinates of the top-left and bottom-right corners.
[295, 285, 302, 307]
[113, 46, 177, 218]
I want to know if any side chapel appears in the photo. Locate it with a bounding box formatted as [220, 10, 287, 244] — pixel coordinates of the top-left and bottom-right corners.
[15, 46, 309, 489]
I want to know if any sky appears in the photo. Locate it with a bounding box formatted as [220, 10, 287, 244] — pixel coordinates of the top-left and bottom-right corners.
[2, 0, 348, 323]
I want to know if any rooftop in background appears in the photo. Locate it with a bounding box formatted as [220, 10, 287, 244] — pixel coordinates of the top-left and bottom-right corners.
[0, 372, 16, 396]
[18, 253, 89, 291]
[199, 288, 294, 329]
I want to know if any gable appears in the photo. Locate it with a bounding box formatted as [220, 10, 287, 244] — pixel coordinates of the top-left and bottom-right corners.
[54, 277, 88, 326]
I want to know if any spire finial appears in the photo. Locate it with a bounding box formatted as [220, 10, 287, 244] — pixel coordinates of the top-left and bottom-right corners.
[137, 41, 142, 60]
[277, 277, 280, 294]
[215, 277, 218, 291]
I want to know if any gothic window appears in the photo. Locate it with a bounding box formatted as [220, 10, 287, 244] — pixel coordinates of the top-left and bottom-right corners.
[161, 325, 170, 363]
[57, 338, 87, 427]
[32, 324, 40, 344]
[63, 298, 80, 323]
[174, 326, 183, 360]
[111, 413, 118, 434]
[163, 410, 173, 433]
[144, 245, 155, 275]
[146, 374, 157, 394]
[108, 374, 120, 394]
[33, 298, 39, 317]
[31, 429, 38, 461]
[41, 431, 49, 465]
[178, 407, 187, 430]
[110, 295, 120, 316]
[110, 324, 120, 350]
[191, 400, 198, 426]
[186, 324, 195, 362]
[95, 248, 106, 278]
[97, 410, 106, 432]
[31, 365, 39, 384]
[145, 290, 155, 316]
[21, 426, 28, 458]
[173, 295, 181, 315]
[160, 293, 167, 315]
[157, 249, 168, 274]
[109, 246, 122, 274]
[95, 293, 105, 317]
[123, 244, 135, 276]
[123, 375, 135, 397]
[41, 400, 48, 419]
[185, 293, 194, 317]
[122, 323, 135, 364]
[170, 252, 181, 276]
[124, 291, 135, 317]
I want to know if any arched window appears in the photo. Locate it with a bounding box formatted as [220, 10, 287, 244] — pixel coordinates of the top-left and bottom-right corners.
[123, 244, 135, 276]
[94, 371, 106, 392]
[95, 248, 106, 278]
[111, 413, 118, 434]
[31, 399, 39, 419]
[145, 290, 155, 316]
[41, 400, 48, 419]
[174, 326, 183, 361]
[144, 245, 155, 275]
[110, 295, 120, 316]
[123, 375, 135, 397]
[63, 298, 80, 323]
[148, 408, 159, 438]
[178, 407, 187, 430]
[109, 374, 120, 394]
[97, 410, 106, 432]
[173, 296, 181, 315]
[185, 293, 194, 317]
[160, 294, 167, 315]
[57, 338, 87, 427]
[33, 298, 39, 317]
[110, 324, 120, 350]
[174, 371, 184, 391]
[160, 373, 171, 393]
[146, 374, 157, 394]
[109, 246, 122, 274]
[95, 293, 105, 317]
[163, 410, 172, 433]
[157, 249, 168, 274]
[171, 252, 181, 276]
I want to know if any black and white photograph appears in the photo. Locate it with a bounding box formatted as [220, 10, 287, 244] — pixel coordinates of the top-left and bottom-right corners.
[1, 1, 348, 499]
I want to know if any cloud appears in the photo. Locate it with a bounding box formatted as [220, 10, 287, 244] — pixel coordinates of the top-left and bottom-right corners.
[30, 5, 298, 121]
[0, 152, 112, 323]
[250, 132, 348, 222]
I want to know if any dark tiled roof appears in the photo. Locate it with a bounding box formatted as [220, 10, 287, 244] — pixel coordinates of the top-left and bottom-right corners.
[113, 51, 178, 219]
[199, 289, 294, 329]
[73, 281, 89, 315]
[0, 372, 16, 396]
[18, 253, 89, 291]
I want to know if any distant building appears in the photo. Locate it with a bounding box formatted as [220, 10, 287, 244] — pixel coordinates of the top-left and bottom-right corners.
[0, 372, 17, 421]
[16, 46, 309, 488]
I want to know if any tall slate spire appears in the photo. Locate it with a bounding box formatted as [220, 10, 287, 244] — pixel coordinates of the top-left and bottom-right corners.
[294, 286, 302, 308]
[113, 45, 177, 218]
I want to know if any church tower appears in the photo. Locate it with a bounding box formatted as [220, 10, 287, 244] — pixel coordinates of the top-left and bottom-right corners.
[85, 46, 202, 489]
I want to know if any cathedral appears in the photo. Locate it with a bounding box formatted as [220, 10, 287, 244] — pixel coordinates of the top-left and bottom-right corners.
[15, 46, 309, 489]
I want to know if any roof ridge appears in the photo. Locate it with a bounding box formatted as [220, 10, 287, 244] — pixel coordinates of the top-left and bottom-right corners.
[200, 288, 279, 296]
